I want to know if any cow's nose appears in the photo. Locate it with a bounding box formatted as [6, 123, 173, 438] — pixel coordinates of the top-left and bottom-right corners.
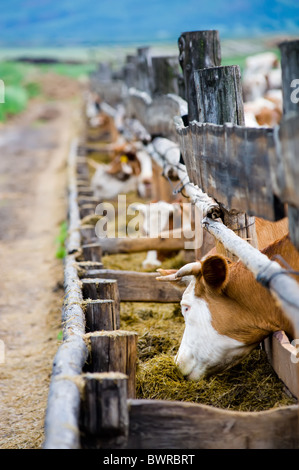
[175, 351, 195, 379]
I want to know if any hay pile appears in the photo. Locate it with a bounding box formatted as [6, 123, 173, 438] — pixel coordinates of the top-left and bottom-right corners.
[120, 301, 297, 412]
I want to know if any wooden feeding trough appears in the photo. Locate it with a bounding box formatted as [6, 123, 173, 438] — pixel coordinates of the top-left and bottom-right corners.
[44, 32, 299, 449]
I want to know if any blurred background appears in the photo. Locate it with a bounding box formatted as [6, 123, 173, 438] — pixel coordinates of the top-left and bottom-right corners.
[0, 0, 298, 122]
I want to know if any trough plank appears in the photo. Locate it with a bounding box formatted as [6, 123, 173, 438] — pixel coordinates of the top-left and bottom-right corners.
[125, 399, 299, 449]
[81, 269, 182, 302]
[96, 235, 186, 254]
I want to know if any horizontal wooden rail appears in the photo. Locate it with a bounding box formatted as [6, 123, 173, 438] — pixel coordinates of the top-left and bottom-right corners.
[80, 268, 182, 302]
[125, 399, 299, 449]
[44, 140, 88, 449]
[176, 118, 284, 221]
[95, 235, 187, 255]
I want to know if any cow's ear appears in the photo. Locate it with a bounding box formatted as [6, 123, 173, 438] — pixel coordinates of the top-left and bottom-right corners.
[201, 255, 229, 291]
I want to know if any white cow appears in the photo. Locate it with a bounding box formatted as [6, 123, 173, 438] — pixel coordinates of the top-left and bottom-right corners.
[242, 52, 281, 102]
[90, 144, 153, 201]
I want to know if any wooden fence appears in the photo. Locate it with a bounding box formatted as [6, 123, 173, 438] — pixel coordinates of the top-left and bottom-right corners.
[44, 31, 299, 449]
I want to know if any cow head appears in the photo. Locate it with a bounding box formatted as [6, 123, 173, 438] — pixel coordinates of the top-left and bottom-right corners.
[157, 255, 258, 380]
[107, 152, 141, 181]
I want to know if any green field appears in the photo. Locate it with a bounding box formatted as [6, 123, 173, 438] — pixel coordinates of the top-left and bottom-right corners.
[0, 37, 281, 122]
[0, 60, 96, 122]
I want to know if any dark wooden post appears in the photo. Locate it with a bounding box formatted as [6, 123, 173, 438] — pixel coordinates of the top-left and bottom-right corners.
[80, 204, 97, 220]
[86, 330, 138, 398]
[123, 54, 138, 89]
[80, 225, 97, 244]
[81, 278, 120, 326]
[178, 30, 221, 122]
[279, 40, 299, 250]
[77, 186, 94, 197]
[85, 299, 119, 331]
[194, 65, 245, 125]
[80, 372, 129, 447]
[151, 56, 180, 96]
[82, 243, 102, 262]
[76, 261, 103, 277]
[77, 156, 89, 179]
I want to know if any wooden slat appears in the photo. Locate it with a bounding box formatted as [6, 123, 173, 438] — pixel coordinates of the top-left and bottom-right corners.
[125, 399, 299, 449]
[96, 235, 187, 255]
[177, 121, 279, 220]
[125, 89, 187, 143]
[178, 30, 221, 122]
[89, 79, 124, 106]
[151, 55, 180, 96]
[194, 65, 244, 125]
[271, 114, 299, 208]
[80, 269, 182, 302]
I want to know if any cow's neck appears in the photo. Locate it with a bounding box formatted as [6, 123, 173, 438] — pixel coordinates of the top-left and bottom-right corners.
[208, 235, 297, 344]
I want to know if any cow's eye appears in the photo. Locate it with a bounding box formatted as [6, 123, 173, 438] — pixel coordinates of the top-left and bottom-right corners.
[181, 304, 190, 317]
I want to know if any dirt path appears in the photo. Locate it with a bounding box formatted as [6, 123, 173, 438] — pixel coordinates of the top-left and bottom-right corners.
[0, 81, 82, 448]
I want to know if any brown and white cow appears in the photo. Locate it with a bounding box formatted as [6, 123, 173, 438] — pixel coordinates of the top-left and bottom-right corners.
[157, 219, 297, 380]
[90, 142, 153, 200]
[244, 95, 282, 127]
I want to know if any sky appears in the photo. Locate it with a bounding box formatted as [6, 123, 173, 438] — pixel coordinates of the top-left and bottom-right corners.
[0, 0, 298, 47]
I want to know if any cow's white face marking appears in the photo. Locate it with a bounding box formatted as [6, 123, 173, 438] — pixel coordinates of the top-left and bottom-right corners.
[175, 279, 247, 380]
[91, 165, 138, 200]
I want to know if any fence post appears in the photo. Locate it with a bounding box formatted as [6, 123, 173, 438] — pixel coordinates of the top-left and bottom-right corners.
[279, 39, 299, 250]
[136, 46, 153, 95]
[80, 372, 129, 448]
[151, 56, 180, 96]
[178, 30, 221, 123]
[86, 330, 138, 398]
[194, 64, 257, 258]
[194, 65, 245, 125]
[123, 55, 138, 89]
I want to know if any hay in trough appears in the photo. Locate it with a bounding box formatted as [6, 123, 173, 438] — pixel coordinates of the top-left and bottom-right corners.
[120, 302, 297, 412]
[100, 193, 297, 413]
[102, 250, 187, 272]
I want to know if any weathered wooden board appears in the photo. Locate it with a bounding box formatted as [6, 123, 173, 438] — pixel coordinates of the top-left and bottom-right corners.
[177, 120, 283, 220]
[89, 79, 126, 106]
[151, 55, 180, 96]
[80, 372, 129, 443]
[80, 269, 182, 302]
[96, 235, 187, 255]
[85, 330, 138, 399]
[269, 114, 299, 208]
[125, 89, 187, 143]
[178, 30, 221, 122]
[194, 65, 244, 125]
[125, 399, 299, 449]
